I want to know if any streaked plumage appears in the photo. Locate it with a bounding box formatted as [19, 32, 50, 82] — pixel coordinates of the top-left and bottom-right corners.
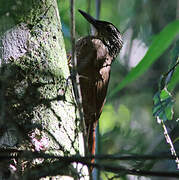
[76, 10, 123, 159]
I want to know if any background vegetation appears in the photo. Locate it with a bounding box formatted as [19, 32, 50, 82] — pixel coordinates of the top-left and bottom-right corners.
[60, 0, 179, 179]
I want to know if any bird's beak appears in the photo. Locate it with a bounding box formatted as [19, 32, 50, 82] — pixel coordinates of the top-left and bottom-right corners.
[78, 9, 99, 30]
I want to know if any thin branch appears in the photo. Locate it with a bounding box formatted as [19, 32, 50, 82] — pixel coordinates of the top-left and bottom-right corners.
[1, 150, 179, 178]
[92, 163, 179, 178]
[87, 0, 91, 15]
[177, 0, 179, 19]
[95, 0, 101, 19]
[70, 0, 88, 154]
[1, 149, 179, 161]
[94, 2, 101, 179]
[161, 119, 179, 169]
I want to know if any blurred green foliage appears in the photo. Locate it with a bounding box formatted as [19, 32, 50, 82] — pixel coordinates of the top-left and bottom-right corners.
[109, 20, 179, 97]
[100, 104, 131, 135]
[59, 0, 179, 179]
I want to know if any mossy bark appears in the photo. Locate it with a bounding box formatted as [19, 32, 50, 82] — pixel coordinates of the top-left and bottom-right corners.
[0, 0, 87, 179]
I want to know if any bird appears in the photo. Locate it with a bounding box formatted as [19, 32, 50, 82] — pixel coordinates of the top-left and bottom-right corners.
[76, 9, 123, 162]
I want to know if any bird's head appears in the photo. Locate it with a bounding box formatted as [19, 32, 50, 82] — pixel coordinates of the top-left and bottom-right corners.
[79, 9, 123, 58]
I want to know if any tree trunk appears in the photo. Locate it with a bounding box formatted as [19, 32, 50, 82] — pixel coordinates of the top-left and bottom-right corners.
[0, 0, 87, 179]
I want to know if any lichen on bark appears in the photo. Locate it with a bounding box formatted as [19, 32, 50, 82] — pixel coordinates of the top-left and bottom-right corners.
[0, 0, 87, 179]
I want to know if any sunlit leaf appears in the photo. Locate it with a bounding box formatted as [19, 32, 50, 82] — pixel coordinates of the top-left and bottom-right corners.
[153, 88, 174, 122]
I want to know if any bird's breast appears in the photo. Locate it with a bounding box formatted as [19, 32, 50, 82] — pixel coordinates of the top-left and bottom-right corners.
[76, 36, 112, 81]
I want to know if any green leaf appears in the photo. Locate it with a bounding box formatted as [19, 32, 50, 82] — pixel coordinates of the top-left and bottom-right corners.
[160, 88, 171, 100]
[109, 20, 179, 98]
[168, 61, 179, 91]
[153, 88, 174, 122]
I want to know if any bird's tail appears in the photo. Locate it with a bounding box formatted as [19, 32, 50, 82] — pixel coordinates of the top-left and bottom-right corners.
[87, 121, 97, 172]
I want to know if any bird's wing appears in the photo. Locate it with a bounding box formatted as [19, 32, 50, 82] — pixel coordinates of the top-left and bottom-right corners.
[76, 36, 98, 123]
[92, 38, 112, 120]
[76, 36, 111, 121]
[76, 36, 111, 155]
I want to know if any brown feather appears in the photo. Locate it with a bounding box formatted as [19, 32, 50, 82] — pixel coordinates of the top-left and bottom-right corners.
[76, 36, 112, 155]
[76, 11, 123, 171]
